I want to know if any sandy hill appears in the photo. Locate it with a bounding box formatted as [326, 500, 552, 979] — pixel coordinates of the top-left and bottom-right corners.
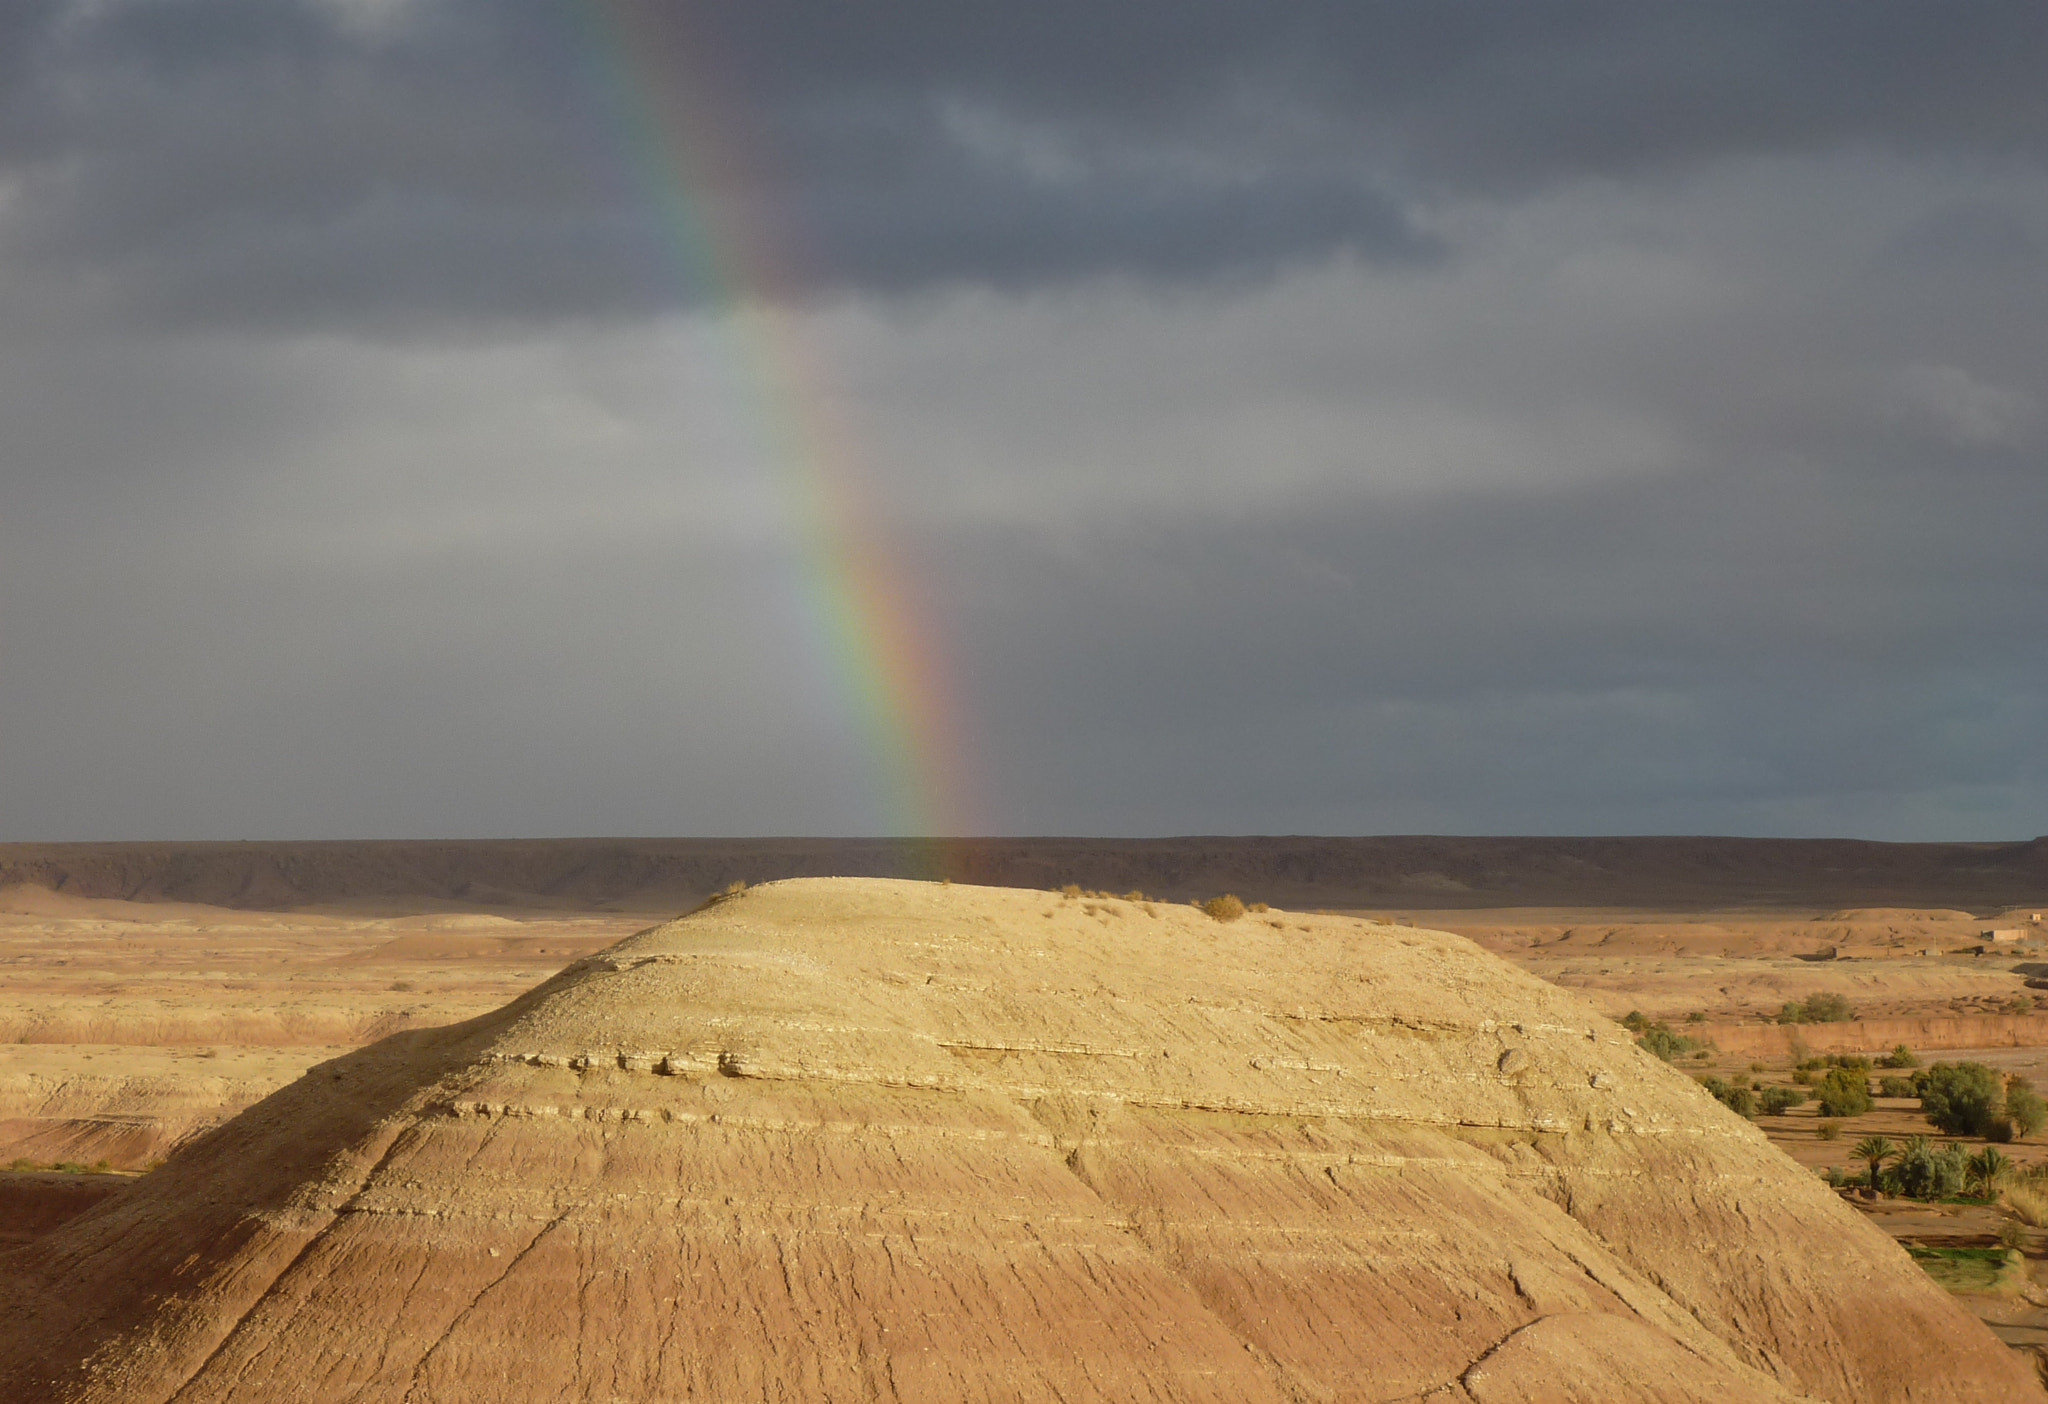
[3, 834, 2046, 913]
[0, 879, 2035, 1403]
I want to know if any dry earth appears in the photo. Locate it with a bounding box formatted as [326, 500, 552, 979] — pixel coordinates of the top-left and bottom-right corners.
[0, 878, 2038, 1402]
[1383, 906, 2048, 1027]
[0, 885, 642, 1172]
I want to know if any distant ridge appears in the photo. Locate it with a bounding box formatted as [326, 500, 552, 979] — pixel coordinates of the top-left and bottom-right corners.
[1, 835, 2043, 912]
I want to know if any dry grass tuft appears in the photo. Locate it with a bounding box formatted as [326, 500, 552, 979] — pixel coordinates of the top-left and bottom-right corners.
[2007, 1181, 2048, 1227]
[1201, 895, 1247, 923]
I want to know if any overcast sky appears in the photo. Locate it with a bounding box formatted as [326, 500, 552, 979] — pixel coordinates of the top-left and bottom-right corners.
[3, 1, 2045, 841]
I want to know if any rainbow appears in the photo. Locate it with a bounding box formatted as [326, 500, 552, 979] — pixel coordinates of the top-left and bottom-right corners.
[571, 4, 972, 855]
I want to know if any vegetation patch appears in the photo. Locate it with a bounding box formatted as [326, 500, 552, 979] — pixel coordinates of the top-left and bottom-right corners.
[1913, 1063, 2045, 1139]
[4, 1157, 117, 1175]
[1778, 993, 1855, 1024]
[1200, 894, 1247, 923]
[1815, 1066, 1874, 1118]
[1908, 1246, 2025, 1295]
[1696, 1076, 1755, 1116]
[1621, 1010, 1710, 1062]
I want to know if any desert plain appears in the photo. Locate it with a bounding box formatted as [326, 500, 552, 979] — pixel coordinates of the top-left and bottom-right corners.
[4, 836, 2048, 1400]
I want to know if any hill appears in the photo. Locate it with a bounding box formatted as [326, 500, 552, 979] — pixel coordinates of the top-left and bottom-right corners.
[0, 879, 2033, 1402]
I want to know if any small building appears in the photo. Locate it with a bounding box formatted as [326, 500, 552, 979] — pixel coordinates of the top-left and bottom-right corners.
[1983, 929, 2026, 944]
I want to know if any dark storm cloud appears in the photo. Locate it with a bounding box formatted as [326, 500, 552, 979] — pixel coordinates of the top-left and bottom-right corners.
[5, 1, 2048, 325]
[934, 449, 2048, 836]
[2, 1, 2046, 844]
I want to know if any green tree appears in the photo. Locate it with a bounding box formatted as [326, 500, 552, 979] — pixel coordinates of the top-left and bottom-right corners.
[1803, 993, 1855, 1022]
[1919, 1062, 2005, 1137]
[1853, 1135, 1897, 1191]
[1696, 1076, 1755, 1116]
[1816, 1066, 1873, 1118]
[1759, 1086, 1806, 1115]
[1967, 1145, 2011, 1198]
[1890, 1136, 1968, 1200]
[2007, 1077, 2048, 1139]
[1880, 1044, 1920, 1069]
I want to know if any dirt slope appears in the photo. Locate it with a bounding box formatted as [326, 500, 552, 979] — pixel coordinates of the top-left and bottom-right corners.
[0, 879, 2035, 1403]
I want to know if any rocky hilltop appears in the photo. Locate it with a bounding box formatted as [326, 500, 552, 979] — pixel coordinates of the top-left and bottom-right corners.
[0, 879, 2036, 1402]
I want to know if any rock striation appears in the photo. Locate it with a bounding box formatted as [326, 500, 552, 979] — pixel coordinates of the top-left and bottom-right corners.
[1, 878, 2038, 1402]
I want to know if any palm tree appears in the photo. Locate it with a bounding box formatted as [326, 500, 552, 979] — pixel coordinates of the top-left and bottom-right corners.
[1967, 1145, 2011, 1198]
[1853, 1135, 1897, 1190]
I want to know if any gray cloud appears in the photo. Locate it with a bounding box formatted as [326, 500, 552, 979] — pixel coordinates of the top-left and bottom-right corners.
[5, 1, 2047, 326]
[0, 3, 2044, 842]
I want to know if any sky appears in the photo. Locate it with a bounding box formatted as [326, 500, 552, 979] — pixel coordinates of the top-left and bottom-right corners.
[2, 0, 2045, 842]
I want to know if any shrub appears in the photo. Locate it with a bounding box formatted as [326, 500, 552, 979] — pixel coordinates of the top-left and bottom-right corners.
[1999, 1219, 2029, 1251]
[1817, 1120, 1842, 1141]
[1779, 993, 1856, 1025]
[1791, 1067, 1816, 1086]
[1698, 1077, 1756, 1116]
[1889, 1137, 1968, 1200]
[1878, 1076, 1917, 1098]
[1827, 1054, 1872, 1072]
[1635, 1021, 1705, 1062]
[1760, 1086, 1807, 1116]
[1805, 993, 1856, 1022]
[1622, 1011, 1651, 1033]
[1968, 1145, 2013, 1197]
[1686, 1011, 1707, 1023]
[1816, 1067, 1874, 1118]
[2008, 1078, 2048, 1139]
[1200, 895, 1246, 923]
[1919, 1062, 2006, 1137]
[1247, 901, 1270, 913]
[1853, 1135, 1898, 1190]
[1060, 883, 1082, 898]
[2007, 1180, 2048, 1228]
[1880, 1044, 1920, 1069]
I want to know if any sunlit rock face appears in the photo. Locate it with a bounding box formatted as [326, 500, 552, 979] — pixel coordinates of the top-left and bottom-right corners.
[1, 879, 2037, 1403]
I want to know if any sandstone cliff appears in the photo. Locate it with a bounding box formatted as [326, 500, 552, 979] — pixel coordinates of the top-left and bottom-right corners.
[0, 879, 2035, 1402]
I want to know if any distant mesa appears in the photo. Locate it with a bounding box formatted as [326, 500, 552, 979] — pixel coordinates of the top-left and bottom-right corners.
[0, 879, 2036, 1402]
[5, 834, 2048, 913]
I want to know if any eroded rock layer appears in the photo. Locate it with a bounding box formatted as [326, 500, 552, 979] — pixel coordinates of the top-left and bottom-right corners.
[0, 879, 2036, 1402]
